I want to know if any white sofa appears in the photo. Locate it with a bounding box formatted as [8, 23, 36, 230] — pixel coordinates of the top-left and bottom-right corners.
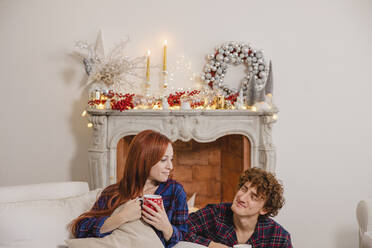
[357, 199, 372, 248]
[0, 181, 206, 248]
[0, 181, 101, 248]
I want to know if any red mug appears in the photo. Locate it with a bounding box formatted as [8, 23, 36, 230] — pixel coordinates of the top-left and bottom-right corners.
[141, 194, 163, 212]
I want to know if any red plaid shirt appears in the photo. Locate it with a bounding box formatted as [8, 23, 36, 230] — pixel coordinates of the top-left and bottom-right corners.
[184, 203, 292, 248]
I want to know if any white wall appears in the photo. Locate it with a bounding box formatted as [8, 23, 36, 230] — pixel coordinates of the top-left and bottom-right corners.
[1, 0, 372, 247]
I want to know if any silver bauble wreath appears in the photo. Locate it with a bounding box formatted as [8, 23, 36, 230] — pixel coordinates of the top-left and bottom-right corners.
[201, 41, 268, 97]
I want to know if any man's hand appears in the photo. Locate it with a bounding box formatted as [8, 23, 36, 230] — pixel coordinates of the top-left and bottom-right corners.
[208, 241, 230, 248]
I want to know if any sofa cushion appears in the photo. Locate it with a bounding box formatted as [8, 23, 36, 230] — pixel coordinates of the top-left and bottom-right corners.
[65, 203, 164, 248]
[0, 182, 89, 203]
[0, 188, 101, 248]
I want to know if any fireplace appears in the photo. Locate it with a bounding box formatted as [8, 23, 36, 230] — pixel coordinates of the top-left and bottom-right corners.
[117, 134, 251, 208]
[87, 109, 278, 205]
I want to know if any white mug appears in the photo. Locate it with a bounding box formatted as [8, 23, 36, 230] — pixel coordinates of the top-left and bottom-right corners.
[233, 245, 252, 248]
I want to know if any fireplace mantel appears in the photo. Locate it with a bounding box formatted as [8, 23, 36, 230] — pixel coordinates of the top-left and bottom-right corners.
[87, 109, 278, 189]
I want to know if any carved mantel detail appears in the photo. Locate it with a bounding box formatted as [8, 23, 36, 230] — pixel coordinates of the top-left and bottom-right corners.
[87, 110, 278, 189]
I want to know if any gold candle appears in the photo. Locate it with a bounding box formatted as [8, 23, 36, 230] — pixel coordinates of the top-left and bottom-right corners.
[163, 40, 167, 71]
[146, 50, 151, 81]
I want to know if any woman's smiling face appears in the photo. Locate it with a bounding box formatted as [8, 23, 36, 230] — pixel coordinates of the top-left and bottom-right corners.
[148, 143, 173, 183]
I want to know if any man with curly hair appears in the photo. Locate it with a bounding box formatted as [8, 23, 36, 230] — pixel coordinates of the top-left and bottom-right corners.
[184, 167, 292, 248]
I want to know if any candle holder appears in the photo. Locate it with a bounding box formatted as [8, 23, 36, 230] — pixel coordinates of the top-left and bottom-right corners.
[159, 70, 169, 94]
[143, 81, 151, 97]
[161, 97, 169, 110]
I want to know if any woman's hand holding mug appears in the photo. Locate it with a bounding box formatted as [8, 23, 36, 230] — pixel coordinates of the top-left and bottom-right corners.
[117, 198, 142, 223]
[141, 195, 173, 241]
[100, 198, 142, 233]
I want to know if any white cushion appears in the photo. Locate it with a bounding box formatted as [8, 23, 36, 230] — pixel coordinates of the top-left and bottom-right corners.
[361, 232, 372, 248]
[65, 203, 164, 248]
[0, 188, 101, 248]
[0, 182, 89, 203]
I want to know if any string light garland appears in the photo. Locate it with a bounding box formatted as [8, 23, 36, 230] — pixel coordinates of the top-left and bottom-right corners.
[75, 35, 277, 113]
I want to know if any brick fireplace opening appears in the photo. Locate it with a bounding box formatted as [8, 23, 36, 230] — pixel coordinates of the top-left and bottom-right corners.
[117, 135, 251, 209]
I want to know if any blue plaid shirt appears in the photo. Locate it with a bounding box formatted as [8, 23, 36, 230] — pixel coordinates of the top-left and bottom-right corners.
[184, 203, 292, 248]
[75, 179, 188, 248]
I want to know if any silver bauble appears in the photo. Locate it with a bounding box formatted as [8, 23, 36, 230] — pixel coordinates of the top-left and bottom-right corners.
[216, 54, 224, 62]
[259, 71, 266, 78]
[223, 57, 230, 63]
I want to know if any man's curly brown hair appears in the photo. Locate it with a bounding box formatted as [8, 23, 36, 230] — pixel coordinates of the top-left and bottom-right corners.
[238, 167, 285, 217]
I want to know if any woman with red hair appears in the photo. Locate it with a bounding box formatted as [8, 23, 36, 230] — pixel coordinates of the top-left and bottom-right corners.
[70, 130, 188, 247]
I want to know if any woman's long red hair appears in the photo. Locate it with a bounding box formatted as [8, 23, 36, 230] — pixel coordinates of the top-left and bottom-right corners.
[70, 130, 171, 237]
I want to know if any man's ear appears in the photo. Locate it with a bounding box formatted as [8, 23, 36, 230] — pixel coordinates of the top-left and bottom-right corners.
[259, 208, 268, 216]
